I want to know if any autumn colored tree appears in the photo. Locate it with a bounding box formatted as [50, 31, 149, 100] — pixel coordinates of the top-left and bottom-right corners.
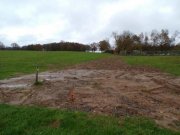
[99, 40, 110, 51]
[113, 31, 134, 54]
[158, 29, 170, 51]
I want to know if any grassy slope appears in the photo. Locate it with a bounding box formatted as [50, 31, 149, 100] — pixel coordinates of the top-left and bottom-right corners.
[0, 104, 179, 135]
[122, 56, 180, 76]
[0, 51, 108, 80]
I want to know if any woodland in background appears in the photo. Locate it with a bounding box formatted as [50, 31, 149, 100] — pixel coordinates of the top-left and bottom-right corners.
[0, 29, 180, 54]
[112, 29, 180, 55]
[0, 41, 90, 52]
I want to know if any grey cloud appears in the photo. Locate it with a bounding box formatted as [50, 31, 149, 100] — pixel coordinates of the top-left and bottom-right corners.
[0, 0, 179, 45]
[0, 34, 11, 45]
[16, 35, 38, 45]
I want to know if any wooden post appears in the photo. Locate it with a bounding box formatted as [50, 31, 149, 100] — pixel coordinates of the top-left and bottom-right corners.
[36, 65, 39, 83]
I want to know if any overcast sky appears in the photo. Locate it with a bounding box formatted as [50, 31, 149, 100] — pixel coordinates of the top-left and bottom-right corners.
[0, 0, 179, 46]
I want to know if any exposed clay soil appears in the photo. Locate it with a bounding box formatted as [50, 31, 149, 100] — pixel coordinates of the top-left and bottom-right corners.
[0, 57, 180, 130]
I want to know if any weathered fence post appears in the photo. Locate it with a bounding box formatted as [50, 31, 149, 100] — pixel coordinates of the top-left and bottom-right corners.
[35, 65, 39, 84]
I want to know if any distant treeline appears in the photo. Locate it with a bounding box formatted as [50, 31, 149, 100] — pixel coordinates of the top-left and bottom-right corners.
[22, 42, 91, 51]
[0, 29, 180, 54]
[0, 41, 91, 51]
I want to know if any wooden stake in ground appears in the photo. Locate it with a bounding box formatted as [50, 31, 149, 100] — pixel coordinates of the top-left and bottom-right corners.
[35, 65, 39, 84]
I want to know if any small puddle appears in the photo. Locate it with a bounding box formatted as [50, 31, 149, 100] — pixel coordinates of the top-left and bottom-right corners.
[0, 84, 29, 89]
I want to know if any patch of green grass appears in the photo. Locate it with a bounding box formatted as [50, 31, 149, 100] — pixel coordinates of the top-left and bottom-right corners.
[0, 104, 179, 135]
[0, 51, 109, 80]
[122, 56, 180, 76]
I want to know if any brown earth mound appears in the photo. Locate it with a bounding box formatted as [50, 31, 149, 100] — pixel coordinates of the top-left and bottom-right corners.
[0, 57, 180, 130]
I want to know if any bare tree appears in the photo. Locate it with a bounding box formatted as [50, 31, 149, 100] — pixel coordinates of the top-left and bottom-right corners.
[151, 30, 160, 46]
[0, 42, 5, 50]
[144, 33, 149, 46]
[90, 42, 98, 52]
[11, 43, 20, 50]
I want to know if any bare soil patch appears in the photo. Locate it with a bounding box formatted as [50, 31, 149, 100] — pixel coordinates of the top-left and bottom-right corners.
[0, 57, 180, 130]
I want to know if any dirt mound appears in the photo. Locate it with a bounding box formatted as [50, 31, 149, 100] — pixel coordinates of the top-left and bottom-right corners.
[0, 57, 180, 130]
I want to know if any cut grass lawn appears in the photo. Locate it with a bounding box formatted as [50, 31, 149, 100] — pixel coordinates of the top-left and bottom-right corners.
[0, 104, 179, 135]
[0, 51, 109, 80]
[122, 56, 180, 76]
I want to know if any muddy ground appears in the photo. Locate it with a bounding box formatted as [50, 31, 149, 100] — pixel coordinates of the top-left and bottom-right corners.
[0, 57, 180, 130]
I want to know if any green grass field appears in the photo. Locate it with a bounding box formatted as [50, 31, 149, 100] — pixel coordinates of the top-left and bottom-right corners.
[122, 56, 180, 76]
[0, 51, 180, 134]
[0, 104, 179, 135]
[0, 51, 108, 80]
[1, 51, 179, 79]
